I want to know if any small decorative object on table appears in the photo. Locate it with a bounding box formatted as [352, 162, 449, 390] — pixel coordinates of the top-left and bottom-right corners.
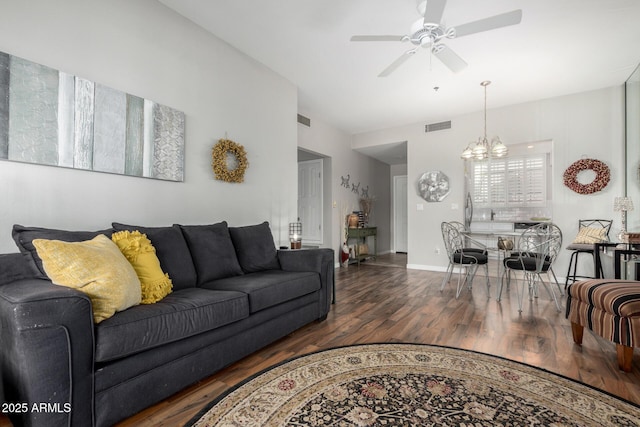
[497, 236, 514, 250]
[347, 213, 359, 228]
[288, 222, 302, 249]
[625, 232, 640, 244]
[359, 197, 375, 225]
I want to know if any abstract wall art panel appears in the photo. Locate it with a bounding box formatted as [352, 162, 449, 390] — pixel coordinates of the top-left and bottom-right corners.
[0, 50, 185, 182]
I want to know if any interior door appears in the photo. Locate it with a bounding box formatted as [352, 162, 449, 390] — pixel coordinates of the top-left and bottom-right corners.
[298, 159, 323, 244]
[394, 175, 408, 253]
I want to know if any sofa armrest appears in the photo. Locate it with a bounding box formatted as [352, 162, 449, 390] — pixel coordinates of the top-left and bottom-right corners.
[0, 279, 95, 427]
[278, 248, 335, 317]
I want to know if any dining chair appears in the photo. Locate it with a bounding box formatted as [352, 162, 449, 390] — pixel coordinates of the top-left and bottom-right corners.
[440, 221, 490, 298]
[499, 222, 563, 312]
[564, 219, 612, 287]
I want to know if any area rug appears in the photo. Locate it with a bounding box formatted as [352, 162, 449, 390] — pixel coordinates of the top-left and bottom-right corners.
[187, 343, 640, 426]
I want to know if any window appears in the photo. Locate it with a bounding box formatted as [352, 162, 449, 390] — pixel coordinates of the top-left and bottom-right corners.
[469, 153, 548, 209]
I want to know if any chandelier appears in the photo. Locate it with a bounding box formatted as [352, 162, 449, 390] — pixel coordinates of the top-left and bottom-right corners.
[460, 81, 508, 160]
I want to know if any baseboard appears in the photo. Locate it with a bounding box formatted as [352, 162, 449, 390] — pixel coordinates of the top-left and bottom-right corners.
[407, 264, 448, 272]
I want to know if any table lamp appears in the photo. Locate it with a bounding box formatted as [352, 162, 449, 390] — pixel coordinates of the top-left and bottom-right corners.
[289, 222, 302, 249]
[614, 196, 634, 241]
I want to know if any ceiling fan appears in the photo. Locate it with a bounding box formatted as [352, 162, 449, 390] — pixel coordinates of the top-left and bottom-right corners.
[350, 0, 522, 76]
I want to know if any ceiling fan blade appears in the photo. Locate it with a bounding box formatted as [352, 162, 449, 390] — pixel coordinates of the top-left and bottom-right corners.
[452, 9, 522, 38]
[433, 45, 467, 73]
[423, 0, 447, 25]
[351, 35, 405, 42]
[378, 49, 416, 77]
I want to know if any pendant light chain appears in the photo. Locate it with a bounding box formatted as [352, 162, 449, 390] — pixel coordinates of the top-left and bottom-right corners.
[484, 82, 487, 140]
[482, 80, 490, 141]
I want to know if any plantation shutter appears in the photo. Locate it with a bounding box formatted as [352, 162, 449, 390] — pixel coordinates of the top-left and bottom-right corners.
[524, 155, 546, 204]
[469, 153, 547, 208]
[472, 162, 489, 205]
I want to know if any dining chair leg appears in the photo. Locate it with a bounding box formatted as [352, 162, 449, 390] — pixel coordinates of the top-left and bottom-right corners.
[514, 271, 525, 312]
[484, 263, 490, 298]
[440, 263, 454, 291]
[549, 267, 564, 296]
[539, 273, 562, 312]
[497, 268, 506, 301]
[455, 264, 467, 299]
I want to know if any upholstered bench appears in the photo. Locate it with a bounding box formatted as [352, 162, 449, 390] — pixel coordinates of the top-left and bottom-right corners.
[566, 279, 640, 372]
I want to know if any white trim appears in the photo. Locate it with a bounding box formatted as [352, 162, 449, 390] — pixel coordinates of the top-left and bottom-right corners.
[407, 264, 448, 272]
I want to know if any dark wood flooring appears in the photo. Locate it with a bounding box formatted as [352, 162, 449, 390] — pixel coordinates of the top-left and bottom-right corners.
[2, 253, 639, 426]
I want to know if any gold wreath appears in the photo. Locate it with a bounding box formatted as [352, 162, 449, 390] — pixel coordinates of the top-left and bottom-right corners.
[212, 138, 248, 183]
[563, 158, 610, 195]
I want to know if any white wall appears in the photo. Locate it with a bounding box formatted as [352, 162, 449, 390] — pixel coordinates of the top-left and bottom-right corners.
[298, 111, 390, 262]
[354, 87, 625, 277]
[0, 0, 298, 253]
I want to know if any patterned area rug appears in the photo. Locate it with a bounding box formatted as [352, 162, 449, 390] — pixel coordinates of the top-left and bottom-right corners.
[187, 343, 640, 426]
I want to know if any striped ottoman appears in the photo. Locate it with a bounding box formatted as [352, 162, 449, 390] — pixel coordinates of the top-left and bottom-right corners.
[566, 279, 640, 372]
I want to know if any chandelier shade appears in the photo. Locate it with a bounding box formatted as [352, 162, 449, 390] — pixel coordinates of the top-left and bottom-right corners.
[461, 81, 508, 160]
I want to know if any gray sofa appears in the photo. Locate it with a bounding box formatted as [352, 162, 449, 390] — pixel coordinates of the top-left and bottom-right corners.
[0, 221, 334, 427]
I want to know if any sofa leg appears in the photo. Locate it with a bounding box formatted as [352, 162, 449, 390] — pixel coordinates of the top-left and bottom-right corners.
[617, 344, 634, 372]
[571, 322, 584, 345]
[317, 314, 328, 322]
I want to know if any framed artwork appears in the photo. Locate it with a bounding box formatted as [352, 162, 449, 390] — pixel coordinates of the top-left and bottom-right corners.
[0, 50, 185, 181]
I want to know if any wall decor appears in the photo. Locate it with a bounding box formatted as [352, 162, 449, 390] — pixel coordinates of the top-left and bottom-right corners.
[351, 182, 360, 194]
[563, 158, 610, 195]
[418, 170, 450, 202]
[0, 50, 185, 181]
[360, 185, 369, 198]
[212, 138, 248, 183]
[340, 174, 350, 188]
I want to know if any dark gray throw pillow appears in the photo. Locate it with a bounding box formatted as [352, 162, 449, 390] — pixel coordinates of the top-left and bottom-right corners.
[0, 252, 47, 285]
[229, 221, 280, 273]
[178, 221, 244, 284]
[12, 224, 113, 277]
[111, 223, 197, 290]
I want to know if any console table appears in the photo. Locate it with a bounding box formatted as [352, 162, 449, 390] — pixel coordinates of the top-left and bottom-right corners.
[347, 227, 377, 266]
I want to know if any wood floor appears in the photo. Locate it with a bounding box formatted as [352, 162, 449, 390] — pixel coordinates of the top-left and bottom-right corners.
[2, 253, 640, 426]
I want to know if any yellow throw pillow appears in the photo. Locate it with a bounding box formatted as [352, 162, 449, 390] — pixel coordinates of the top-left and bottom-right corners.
[111, 230, 173, 304]
[33, 235, 141, 323]
[572, 226, 608, 244]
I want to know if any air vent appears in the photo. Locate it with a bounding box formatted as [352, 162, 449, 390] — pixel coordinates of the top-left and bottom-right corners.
[297, 114, 311, 127]
[425, 120, 451, 132]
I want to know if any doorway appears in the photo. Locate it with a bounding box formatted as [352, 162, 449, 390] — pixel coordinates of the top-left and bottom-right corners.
[393, 175, 408, 253]
[298, 159, 323, 244]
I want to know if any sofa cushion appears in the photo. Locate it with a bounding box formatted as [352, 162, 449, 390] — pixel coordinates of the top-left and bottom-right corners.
[179, 222, 244, 284]
[111, 230, 173, 304]
[201, 270, 320, 313]
[0, 252, 42, 285]
[12, 224, 113, 278]
[33, 235, 142, 323]
[95, 287, 249, 362]
[112, 223, 197, 290]
[229, 221, 280, 273]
